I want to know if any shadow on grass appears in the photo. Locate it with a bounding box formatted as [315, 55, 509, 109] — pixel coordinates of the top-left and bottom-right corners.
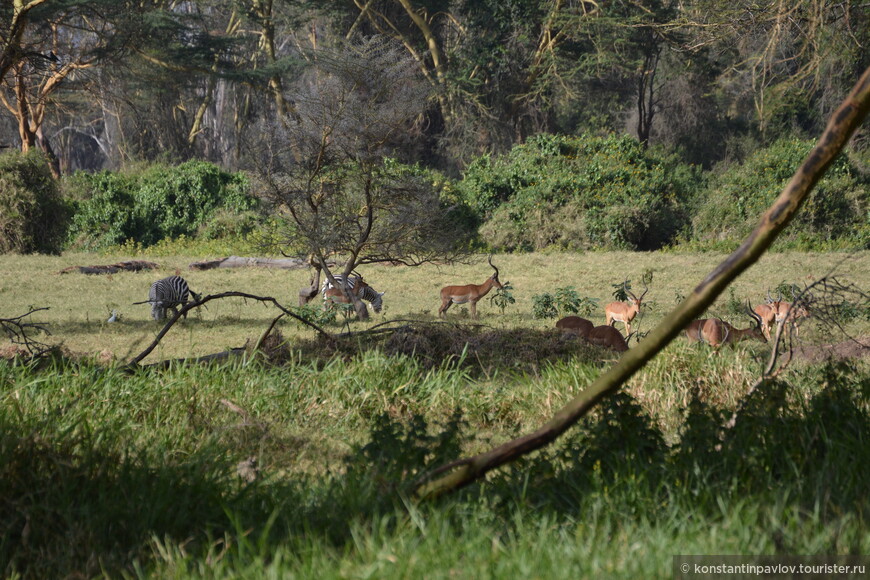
[1, 362, 868, 577]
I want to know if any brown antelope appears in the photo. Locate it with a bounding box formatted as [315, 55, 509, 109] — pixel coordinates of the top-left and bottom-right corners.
[773, 301, 810, 339]
[684, 305, 766, 348]
[754, 289, 809, 340]
[605, 282, 648, 335]
[324, 277, 385, 313]
[438, 256, 503, 319]
[555, 316, 594, 338]
[587, 325, 629, 352]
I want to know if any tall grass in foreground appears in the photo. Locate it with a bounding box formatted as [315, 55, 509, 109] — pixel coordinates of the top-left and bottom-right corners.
[1, 351, 868, 578]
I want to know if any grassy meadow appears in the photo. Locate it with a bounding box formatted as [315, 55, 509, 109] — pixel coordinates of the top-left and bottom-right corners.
[1, 249, 869, 578]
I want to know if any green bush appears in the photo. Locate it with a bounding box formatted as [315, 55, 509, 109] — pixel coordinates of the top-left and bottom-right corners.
[691, 139, 869, 250]
[532, 286, 598, 319]
[66, 160, 258, 250]
[458, 134, 704, 251]
[0, 150, 70, 254]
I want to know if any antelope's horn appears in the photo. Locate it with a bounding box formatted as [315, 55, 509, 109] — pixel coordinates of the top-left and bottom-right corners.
[625, 281, 637, 301]
[488, 254, 499, 278]
[746, 301, 762, 327]
[766, 289, 773, 303]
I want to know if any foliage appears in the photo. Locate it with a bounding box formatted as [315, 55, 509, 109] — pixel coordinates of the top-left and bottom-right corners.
[692, 139, 869, 250]
[65, 160, 257, 250]
[459, 134, 704, 251]
[0, 150, 70, 254]
[488, 282, 516, 315]
[532, 286, 598, 319]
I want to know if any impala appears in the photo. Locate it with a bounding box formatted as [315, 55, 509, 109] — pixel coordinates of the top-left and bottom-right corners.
[605, 282, 648, 335]
[438, 256, 503, 319]
[754, 289, 809, 340]
[587, 325, 629, 352]
[324, 278, 385, 313]
[684, 305, 766, 348]
[774, 301, 810, 339]
[555, 316, 594, 338]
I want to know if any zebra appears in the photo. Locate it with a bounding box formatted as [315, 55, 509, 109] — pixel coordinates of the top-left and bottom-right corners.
[135, 275, 202, 321]
[322, 274, 385, 313]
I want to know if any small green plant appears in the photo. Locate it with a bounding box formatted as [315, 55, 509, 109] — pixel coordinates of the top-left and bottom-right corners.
[489, 282, 516, 314]
[531, 292, 558, 319]
[293, 303, 338, 326]
[532, 286, 597, 319]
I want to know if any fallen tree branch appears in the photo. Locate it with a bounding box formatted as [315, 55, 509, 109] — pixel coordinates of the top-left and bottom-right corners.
[126, 292, 333, 368]
[58, 260, 159, 275]
[414, 65, 870, 499]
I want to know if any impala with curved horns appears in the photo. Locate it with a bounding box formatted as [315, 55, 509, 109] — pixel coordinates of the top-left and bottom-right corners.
[684, 304, 767, 348]
[439, 256, 503, 319]
[605, 281, 648, 335]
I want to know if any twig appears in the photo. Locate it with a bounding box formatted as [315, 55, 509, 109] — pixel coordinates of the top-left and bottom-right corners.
[1, 307, 53, 358]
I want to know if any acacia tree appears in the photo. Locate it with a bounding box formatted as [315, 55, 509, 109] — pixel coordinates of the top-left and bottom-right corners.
[252, 37, 474, 320]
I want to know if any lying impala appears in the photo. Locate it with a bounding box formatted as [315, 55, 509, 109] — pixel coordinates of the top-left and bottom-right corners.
[684, 305, 767, 348]
[605, 282, 648, 335]
[588, 325, 629, 352]
[555, 316, 594, 338]
[439, 256, 503, 319]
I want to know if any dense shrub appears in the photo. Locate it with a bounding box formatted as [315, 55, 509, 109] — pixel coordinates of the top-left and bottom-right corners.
[65, 160, 258, 250]
[0, 150, 70, 254]
[691, 139, 869, 250]
[457, 134, 704, 251]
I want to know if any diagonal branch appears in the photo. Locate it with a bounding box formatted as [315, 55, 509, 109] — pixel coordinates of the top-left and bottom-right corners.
[126, 291, 332, 368]
[414, 65, 870, 500]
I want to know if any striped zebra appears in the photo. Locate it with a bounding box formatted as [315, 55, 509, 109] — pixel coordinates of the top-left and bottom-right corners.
[135, 275, 202, 321]
[322, 274, 385, 313]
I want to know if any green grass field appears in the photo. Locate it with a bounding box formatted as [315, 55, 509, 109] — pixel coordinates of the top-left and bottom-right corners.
[1, 250, 868, 578]
[2, 250, 868, 360]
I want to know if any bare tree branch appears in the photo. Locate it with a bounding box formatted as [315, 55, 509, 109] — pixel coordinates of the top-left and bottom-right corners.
[126, 292, 332, 368]
[1, 307, 52, 358]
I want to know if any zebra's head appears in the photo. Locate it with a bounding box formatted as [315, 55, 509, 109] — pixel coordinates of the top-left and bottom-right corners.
[150, 302, 167, 321]
[371, 291, 385, 313]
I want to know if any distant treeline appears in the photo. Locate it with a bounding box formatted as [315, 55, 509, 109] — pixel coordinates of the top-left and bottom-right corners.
[1, 1, 868, 177]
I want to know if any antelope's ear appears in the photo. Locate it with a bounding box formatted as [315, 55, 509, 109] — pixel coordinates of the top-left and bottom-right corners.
[379, 291, 386, 296]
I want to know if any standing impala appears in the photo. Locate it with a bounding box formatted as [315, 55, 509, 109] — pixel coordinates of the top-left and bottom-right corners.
[605, 282, 648, 335]
[684, 304, 767, 348]
[439, 256, 503, 319]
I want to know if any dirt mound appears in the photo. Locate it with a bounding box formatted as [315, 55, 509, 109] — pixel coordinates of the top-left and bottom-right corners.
[790, 336, 870, 364]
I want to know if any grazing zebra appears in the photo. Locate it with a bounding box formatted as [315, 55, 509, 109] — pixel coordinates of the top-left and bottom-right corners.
[135, 275, 202, 321]
[322, 274, 385, 313]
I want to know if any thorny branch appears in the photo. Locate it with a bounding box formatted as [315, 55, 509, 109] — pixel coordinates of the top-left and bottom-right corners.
[1, 307, 53, 358]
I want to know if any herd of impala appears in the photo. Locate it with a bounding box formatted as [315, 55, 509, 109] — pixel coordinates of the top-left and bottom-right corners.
[430, 257, 810, 353]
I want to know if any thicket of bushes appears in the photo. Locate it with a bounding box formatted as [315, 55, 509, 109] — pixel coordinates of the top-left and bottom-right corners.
[691, 139, 869, 249]
[0, 150, 70, 254]
[64, 160, 258, 250]
[0, 136, 866, 255]
[456, 134, 703, 251]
